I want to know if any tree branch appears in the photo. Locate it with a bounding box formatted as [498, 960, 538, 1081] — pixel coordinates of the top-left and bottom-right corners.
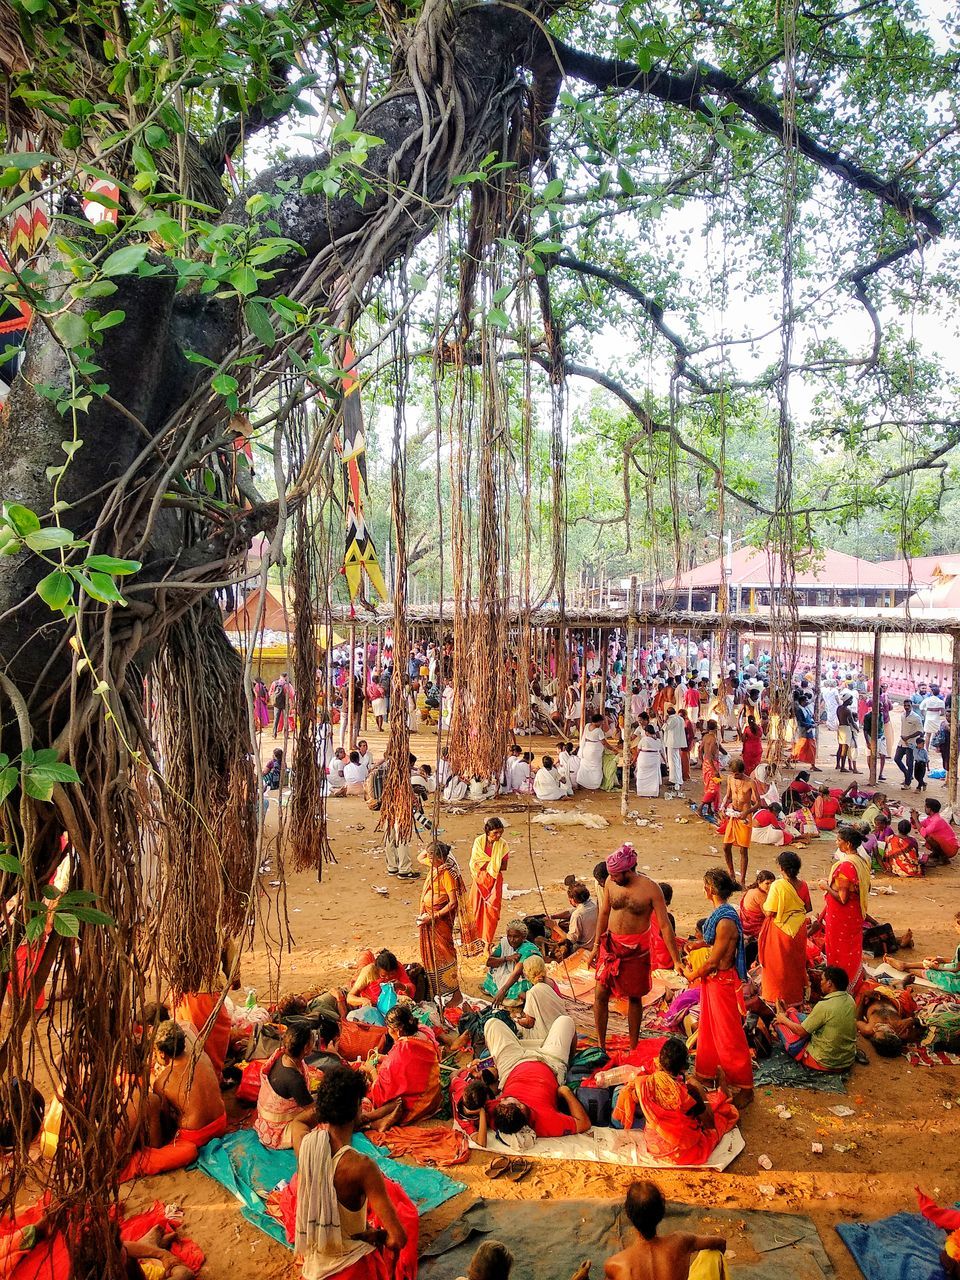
[555, 41, 944, 240]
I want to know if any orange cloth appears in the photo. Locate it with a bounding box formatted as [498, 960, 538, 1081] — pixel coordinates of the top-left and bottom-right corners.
[615, 1070, 739, 1164]
[469, 872, 503, 949]
[365, 1125, 469, 1166]
[120, 1112, 226, 1181]
[177, 994, 232, 1080]
[758, 915, 807, 1005]
[696, 969, 752, 1090]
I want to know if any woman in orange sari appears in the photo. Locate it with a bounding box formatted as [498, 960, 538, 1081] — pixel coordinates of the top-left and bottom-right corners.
[417, 842, 462, 1000]
[614, 1038, 738, 1164]
[758, 850, 810, 1006]
[820, 826, 871, 993]
[468, 817, 508, 948]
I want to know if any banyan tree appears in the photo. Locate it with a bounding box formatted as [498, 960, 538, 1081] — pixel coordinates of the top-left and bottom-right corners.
[0, 0, 956, 1269]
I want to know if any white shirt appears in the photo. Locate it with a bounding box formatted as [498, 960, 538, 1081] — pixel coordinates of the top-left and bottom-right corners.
[662, 715, 687, 749]
[328, 759, 346, 785]
[344, 761, 368, 784]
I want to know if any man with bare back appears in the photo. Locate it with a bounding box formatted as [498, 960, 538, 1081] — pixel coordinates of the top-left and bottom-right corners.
[605, 1182, 728, 1280]
[719, 758, 762, 888]
[589, 844, 683, 1051]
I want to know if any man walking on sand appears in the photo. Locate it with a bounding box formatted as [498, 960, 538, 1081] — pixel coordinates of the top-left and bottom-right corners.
[589, 845, 683, 1051]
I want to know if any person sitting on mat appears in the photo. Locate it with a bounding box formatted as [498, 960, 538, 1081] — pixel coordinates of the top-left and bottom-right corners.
[604, 1181, 729, 1279]
[770, 965, 856, 1072]
[456, 1240, 515, 1280]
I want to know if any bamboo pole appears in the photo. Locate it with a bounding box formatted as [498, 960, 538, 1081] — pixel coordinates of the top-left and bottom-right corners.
[813, 633, 823, 726]
[579, 634, 588, 741]
[948, 633, 960, 807]
[622, 577, 638, 818]
[347, 621, 357, 750]
[868, 629, 881, 786]
[361, 624, 369, 731]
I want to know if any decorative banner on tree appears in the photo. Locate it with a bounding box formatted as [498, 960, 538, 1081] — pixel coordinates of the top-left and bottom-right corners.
[0, 139, 50, 406]
[338, 341, 387, 606]
[81, 175, 120, 226]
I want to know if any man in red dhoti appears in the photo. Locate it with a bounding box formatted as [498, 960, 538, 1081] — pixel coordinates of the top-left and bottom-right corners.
[590, 843, 683, 1052]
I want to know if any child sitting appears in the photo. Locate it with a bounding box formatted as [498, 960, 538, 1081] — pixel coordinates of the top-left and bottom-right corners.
[883, 819, 922, 878]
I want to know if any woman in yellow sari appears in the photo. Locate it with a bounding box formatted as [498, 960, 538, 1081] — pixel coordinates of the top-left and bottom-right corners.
[758, 850, 811, 1006]
[468, 817, 508, 948]
[417, 842, 481, 1000]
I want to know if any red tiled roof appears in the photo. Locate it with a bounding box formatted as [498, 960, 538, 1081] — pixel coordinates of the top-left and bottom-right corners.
[664, 547, 908, 592]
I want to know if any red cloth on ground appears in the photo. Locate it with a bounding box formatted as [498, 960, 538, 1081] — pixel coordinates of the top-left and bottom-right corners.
[120, 1113, 226, 1181]
[595, 932, 651, 999]
[177, 994, 232, 1080]
[120, 1201, 205, 1274]
[501, 1061, 576, 1137]
[695, 969, 753, 1090]
[366, 1032, 441, 1123]
[917, 1188, 960, 1232]
[365, 1126, 469, 1166]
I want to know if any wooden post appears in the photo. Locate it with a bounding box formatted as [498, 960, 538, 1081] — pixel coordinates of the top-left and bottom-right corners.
[579, 635, 588, 742]
[360, 625, 369, 731]
[599, 627, 607, 719]
[621, 577, 638, 817]
[813, 633, 823, 726]
[347, 621, 357, 750]
[868, 629, 881, 786]
[948, 632, 960, 807]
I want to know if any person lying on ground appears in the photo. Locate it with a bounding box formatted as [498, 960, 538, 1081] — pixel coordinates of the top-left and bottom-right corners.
[515, 955, 567, 1042]
[456, 1239, 514, 1280]
[482, 920, 540, 1007]
[295, 1067, 408, 1279]
[124, 1225, 195, 1280]
[451, 1070, 499, 1135]
[362, 1005, 441, 1127]
[255, 1024, 318, 1157]
[770, 965, 856, 1071]
[478, 1014, 590, 1144]
[889, 911, 960, 993]
[856, 986, 924, 1056]
[613, 1038, 739, 1164]
[604, 1180, 728, 1280]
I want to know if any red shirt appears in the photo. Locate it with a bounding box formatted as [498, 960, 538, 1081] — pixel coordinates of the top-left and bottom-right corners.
[501, 1062, 576, 1137]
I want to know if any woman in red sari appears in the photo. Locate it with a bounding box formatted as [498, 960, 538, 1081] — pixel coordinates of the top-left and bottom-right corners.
[820, 826, 871, 993]
[468, 817, 508, 948]
[690, 869, 753, 1098]
[740, 716, 763, 776]
[364, 1005, 441, 1125]
[758, 850, 810, 1006]
[739, 869, 774, 967]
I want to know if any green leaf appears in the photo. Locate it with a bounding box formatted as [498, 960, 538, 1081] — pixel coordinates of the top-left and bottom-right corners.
[70, 906, 116, 927]
[83, 554, 140, 575]
[0, 852, 22, 874]
[4, 504, 40, 536]
[532, 240, 563, 255]
[91, 309, 125, 331]
[0, 150, 56, 170]
[144, 125, 170, 149]
[22, 773, 54, 802]
[228, 265, 258, 296]
[25, 916, 46, 943]
[36, 569, 74, 611]
[486, 308, 510, 329]
[617, 166, 637, 195]
[53, 311, 89, 349]
[53, 912, 80, 937]
[542, 178, 564, 201]
[41, 883, 59, 900]
[70, 567, 124, 604]
[62, 124, 83, 150]
[0, 767, 14, 802]
[244, 298, 275, 347]
[28, 761, 81, 784]
[202, 468, 217, 495]
[25, 527, 76, 552]
[212, 373, 239, 397]
[100, 243, 150, 276]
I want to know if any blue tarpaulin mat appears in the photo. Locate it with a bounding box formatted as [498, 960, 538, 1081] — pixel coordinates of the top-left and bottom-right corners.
[837, 1209, 956, 1280]
[753, 1048, 848, 1093]
[195, 1127, 465, 1247]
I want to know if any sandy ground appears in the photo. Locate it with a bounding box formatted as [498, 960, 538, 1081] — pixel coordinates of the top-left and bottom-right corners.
[121, 722, 960, 1279]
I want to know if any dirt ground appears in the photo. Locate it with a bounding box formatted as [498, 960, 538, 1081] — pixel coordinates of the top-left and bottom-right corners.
[122, 721, 960, 1279]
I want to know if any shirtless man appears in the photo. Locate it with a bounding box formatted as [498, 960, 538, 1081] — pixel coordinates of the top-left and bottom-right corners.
[145, 1020, 226, 1148]
[719, 759, 762, 889]
[604, 1181, 727, 1280]
[300, 1066, 407, 1269]
[589, 844, 683, 1051]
